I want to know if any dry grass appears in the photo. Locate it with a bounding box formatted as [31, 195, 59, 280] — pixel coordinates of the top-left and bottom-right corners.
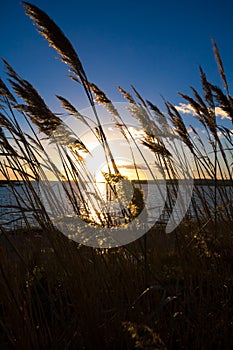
[0, 2, 233, 349]
[0, 223, 233, 349]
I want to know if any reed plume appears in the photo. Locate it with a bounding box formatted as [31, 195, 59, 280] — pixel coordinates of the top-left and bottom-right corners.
[211, 38, 229, 94]
[89, 82, 120, 118]
[0, 3, 233, 349]
[146, 100, 172, 138]
[0, 78, 17, 103]
[166, 102, 194, 153]
[22, 2, 88, 84]
[118, 86, 136, 104]
[56, 95, 90, 127]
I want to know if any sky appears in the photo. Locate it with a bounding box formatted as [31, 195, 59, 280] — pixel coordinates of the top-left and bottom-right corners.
[1, 0, 233, 180]
[2, 0, 233, 111]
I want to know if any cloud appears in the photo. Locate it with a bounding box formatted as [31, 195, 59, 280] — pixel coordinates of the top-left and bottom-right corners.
[217, 129, 233, 138]
[117, 163, 148, 170]
[215, 107, 229, 119]
[187, 127, 194, 134]
[127, 126, 145, 138]
[175, 103, 197, 116]
[175, 103, 230, 120]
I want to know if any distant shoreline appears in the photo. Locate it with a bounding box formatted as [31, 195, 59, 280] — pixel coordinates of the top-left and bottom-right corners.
[132, 179, 233, 186]
[0, 180, 23, 186]
[1, 179, 232, 186]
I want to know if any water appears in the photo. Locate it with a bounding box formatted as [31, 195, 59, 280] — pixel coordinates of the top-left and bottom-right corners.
[0, 182, 40, 228]
[0, 180, 232, 230]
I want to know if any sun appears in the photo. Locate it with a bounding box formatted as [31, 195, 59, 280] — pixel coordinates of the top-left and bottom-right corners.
[95, 159, 148, 183]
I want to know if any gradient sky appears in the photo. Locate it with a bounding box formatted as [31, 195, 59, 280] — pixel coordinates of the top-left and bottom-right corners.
[2, 0, 233, 114]
[1, 0, 233, 182]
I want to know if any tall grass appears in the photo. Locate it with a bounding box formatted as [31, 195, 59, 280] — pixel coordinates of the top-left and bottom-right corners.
[0, 2, 232, 349]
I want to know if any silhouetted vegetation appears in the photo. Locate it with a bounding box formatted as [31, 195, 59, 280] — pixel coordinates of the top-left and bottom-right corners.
[0, 2, 233, 349]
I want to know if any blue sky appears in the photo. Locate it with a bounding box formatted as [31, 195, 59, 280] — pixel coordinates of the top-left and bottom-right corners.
[1, 0, 233, 182]
[1, 0, 233, 115]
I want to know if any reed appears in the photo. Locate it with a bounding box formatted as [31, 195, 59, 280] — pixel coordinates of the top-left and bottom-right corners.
[0, 2, 232, 349]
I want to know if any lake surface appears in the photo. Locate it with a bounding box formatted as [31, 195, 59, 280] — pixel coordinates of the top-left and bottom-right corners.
[0, 180, 232, 230]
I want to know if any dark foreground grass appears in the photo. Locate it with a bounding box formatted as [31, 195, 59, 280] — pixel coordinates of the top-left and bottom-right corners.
[0, 221, 233, 349]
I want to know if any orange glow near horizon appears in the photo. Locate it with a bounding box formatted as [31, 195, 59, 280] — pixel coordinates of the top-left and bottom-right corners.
[95, 160, 148, 183]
